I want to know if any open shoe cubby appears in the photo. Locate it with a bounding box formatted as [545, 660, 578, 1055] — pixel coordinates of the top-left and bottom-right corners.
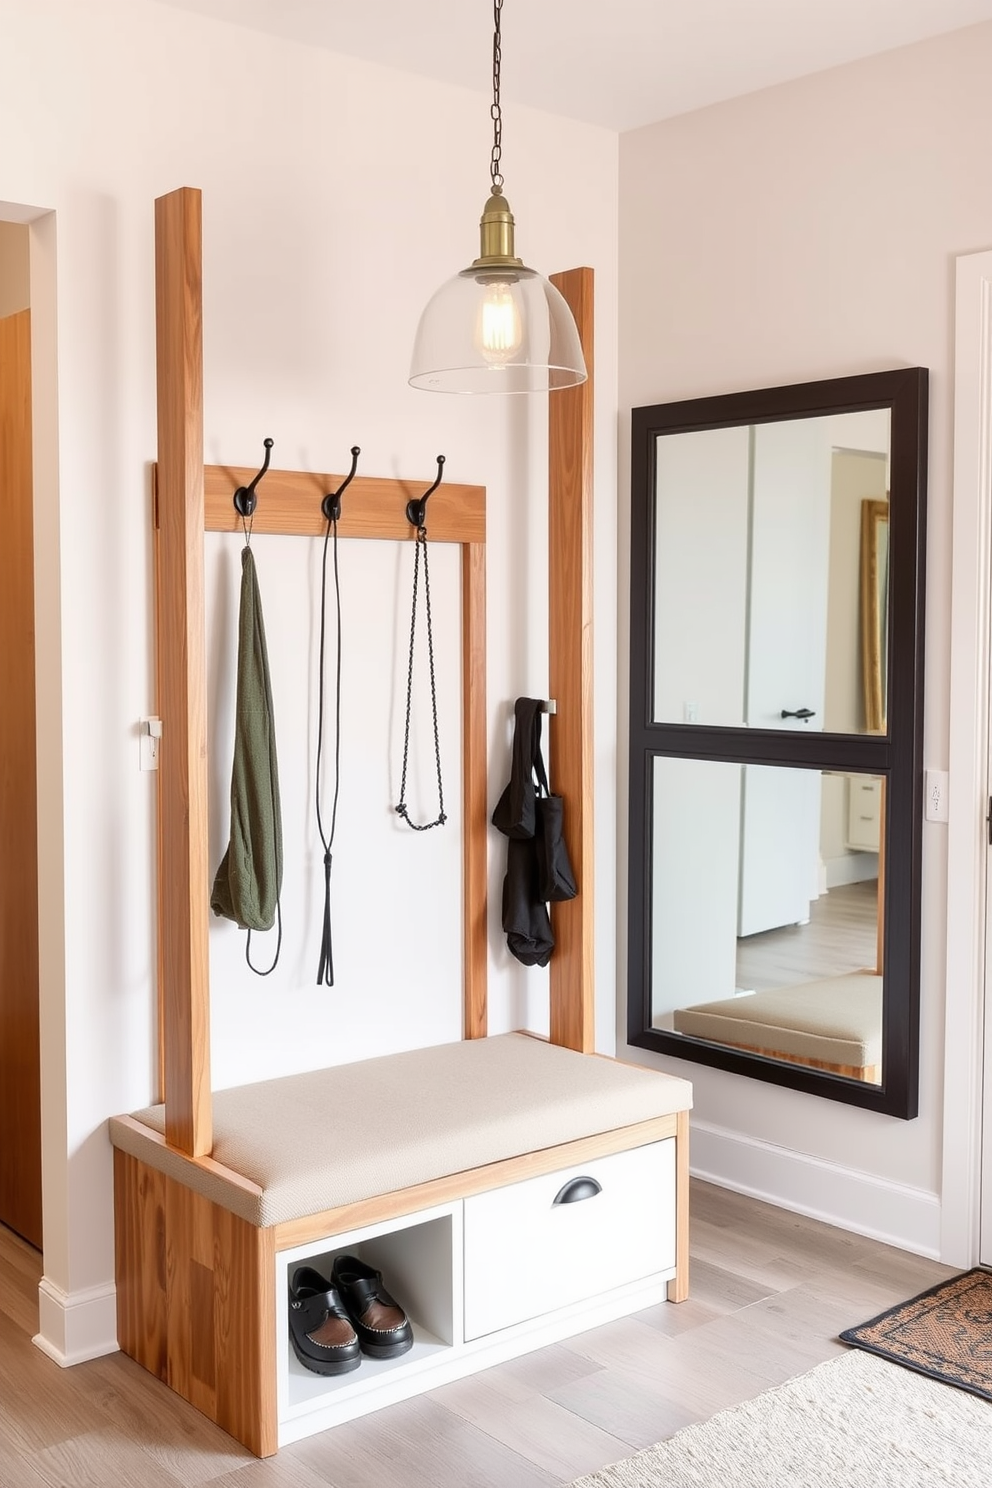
[278, 1205, 461, 1431]
[274, 1139, 678, 1447]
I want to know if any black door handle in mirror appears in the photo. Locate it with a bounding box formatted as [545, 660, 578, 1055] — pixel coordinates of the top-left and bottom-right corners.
[780, 707, 816, 720]
[552, 1176, 602, 1205]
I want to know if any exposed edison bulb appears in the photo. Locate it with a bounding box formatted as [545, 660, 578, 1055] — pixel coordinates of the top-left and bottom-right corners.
[476, 281, 522, 365]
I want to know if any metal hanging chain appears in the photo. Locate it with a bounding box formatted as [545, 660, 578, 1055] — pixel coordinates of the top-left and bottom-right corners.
[490, 0, 504, 192]
[314, 516, 343, 984]
[396, 526, 446, 831]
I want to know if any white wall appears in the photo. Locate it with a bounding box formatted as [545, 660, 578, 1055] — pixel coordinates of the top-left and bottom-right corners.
[618, 22, 992, 1259]
[1, 0, 618, 1360]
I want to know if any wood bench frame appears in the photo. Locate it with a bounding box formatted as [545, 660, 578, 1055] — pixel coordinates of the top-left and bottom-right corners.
[112, 186, 690, 1458]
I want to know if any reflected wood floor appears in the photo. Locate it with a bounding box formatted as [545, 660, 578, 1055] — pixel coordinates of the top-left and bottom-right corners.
[0, 1183, 954, 1487]
[736, 878, 879, 991]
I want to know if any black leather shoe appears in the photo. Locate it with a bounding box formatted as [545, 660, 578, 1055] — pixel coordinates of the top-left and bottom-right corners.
[331, 1254, 414, 1359]
[289, 1266, 362, 1375]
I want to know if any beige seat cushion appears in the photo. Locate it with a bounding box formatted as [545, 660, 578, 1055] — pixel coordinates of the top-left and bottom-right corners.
[109, 1032, 692, 1228]
[671, 972, 882, 1067]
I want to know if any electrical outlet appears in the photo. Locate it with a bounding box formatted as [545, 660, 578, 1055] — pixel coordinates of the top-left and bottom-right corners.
[925, 768, 948, 823]
[139, 717, 161, 772]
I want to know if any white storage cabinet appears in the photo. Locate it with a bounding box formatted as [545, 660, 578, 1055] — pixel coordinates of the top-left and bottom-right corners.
[276, 1139, 677, 1446]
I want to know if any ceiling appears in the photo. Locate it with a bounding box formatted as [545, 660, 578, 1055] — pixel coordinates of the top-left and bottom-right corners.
[158, 0, 992, 132]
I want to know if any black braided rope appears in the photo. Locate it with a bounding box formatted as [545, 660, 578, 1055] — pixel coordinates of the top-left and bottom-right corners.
[396, 527, 446, 831]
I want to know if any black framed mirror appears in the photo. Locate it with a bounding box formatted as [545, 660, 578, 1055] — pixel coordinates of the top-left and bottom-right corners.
[627, 368, 927, 1118]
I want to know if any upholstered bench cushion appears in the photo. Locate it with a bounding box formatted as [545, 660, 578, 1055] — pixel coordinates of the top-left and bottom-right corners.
[109, 1032, 692, 1228]
[671, 972, 882, 1067]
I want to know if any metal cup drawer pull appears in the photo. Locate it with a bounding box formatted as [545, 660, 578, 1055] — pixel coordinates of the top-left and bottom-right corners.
[552, 1176, 603, 1205]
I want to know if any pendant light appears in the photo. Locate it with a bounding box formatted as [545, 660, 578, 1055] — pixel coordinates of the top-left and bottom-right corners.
[409, 0, 587, 395]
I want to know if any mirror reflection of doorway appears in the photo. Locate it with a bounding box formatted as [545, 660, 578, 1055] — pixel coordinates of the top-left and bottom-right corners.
[646, 413, 890, 1085]
[652, 416, 890, 739]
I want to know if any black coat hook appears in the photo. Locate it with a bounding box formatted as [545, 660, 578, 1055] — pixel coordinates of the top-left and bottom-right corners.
[322, 446, 361, 522]
[406, 455, 446, 530]
[233, 438, 273, 518]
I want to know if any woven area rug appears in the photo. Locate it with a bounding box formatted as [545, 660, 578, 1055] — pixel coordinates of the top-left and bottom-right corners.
[568, 1350, 990, 1488]
[840, 1266, 992, 1401]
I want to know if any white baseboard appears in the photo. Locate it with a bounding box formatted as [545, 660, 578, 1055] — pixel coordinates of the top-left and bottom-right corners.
[691, 1120, 941, 1259]
[34, 1275, 119, 1366]
[823, 852, 878, 889]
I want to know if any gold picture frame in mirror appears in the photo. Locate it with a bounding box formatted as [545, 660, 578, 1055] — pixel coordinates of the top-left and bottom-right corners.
[861, 497, 889, 735]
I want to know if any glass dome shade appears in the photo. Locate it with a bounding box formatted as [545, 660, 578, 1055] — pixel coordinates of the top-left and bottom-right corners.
[409, 265, 588, 395]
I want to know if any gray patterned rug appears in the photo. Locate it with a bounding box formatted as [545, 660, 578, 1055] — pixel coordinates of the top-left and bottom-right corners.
[569, 1350, 990, 1487]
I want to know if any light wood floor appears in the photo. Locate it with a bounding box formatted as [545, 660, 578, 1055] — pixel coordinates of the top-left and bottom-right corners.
[0, 1182, 955, 1487]
[735, 878, 879, 991]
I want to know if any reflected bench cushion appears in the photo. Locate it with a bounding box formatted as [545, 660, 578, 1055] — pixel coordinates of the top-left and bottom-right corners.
[671, 972, 882, 1068]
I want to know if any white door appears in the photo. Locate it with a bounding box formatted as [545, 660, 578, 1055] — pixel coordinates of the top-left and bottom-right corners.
[982, 705, 992, 1265]
[946, 248, 992, 1267]
[738, 764, 822, 938]
[983, 922, 992, 1264]
[737, 419, 831, 937]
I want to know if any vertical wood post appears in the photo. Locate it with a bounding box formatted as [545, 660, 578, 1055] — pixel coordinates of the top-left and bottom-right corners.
[667, 1109, 690, 1302]
[548, 268, 595, 1052]
[155, 187, 212, 1156]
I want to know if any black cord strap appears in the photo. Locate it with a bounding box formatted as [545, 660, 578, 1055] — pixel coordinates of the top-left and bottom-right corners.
[396, 526, 446, 832]
[314, 516, 343, 984]
[245, 900, 282, 976]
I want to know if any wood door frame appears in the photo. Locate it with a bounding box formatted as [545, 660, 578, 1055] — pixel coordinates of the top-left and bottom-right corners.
[0, 305, 42, 1249]
[943, 249, 992, 1266]
[1, 204, 67, 1303]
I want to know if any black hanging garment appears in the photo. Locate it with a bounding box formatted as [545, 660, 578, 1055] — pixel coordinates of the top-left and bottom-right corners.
[211, 545, 283, 974]
[492, 697, 577, 967]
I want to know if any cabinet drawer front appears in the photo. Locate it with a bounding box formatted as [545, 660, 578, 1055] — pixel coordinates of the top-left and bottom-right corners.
[846, 776, 882, 850]
[463, 1140, 675, 1340]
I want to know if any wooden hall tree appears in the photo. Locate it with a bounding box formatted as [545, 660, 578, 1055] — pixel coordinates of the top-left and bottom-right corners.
[108, 189, 695, 1460]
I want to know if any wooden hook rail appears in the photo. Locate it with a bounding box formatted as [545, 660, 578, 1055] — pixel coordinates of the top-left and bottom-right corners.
[152, 185, 594, 1161]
